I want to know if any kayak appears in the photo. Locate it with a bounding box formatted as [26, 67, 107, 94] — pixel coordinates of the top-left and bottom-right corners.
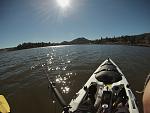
[0, 95, 10, 113]
[67, 58, 139, 113]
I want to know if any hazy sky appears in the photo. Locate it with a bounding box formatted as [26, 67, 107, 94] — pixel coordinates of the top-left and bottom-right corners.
[0, 0, 150, 48]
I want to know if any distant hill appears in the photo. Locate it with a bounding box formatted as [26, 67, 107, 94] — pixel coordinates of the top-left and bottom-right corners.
[0, 33, 150, 52]
[70, 37, 90, 44]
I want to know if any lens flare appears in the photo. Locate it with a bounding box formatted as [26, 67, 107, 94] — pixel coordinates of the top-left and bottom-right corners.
[56, 0, 70, 8]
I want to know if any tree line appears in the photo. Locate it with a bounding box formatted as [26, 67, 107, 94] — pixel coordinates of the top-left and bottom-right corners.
[15, 33, 150, 50]
[92, 33, 150, 45]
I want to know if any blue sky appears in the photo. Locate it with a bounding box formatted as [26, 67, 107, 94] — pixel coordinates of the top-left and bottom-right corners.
[0, 0, 150, 48]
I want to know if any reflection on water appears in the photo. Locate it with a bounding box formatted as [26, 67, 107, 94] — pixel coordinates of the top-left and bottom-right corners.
[0, 45, 150, 113]
[30, 46, 73, 94]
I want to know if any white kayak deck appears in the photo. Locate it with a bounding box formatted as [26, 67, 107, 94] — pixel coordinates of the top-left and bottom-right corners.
[68, 58, 139, 113]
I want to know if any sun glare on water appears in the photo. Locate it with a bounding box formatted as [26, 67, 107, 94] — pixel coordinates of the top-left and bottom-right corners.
[56, 0, 70, 8]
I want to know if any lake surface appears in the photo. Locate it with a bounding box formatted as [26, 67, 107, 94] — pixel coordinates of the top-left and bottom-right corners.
[0, 45, 150, 113]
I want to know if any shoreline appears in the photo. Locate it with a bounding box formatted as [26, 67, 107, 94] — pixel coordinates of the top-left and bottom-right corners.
[0, 43, 150, 52]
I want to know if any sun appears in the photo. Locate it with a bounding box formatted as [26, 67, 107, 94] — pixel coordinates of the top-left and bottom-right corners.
[56, 0, 70, 8]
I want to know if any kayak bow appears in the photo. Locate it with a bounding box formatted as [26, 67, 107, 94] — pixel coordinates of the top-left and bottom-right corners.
[66, 58, 139, 113]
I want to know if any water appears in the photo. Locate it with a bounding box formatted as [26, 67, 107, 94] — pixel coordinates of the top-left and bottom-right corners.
[0, 45, 150, 113]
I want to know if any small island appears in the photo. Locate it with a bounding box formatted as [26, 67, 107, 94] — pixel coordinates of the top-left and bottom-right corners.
[0, 33, 150, 52]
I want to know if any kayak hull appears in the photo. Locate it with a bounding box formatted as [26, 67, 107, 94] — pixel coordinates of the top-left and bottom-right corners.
[68, 58, 139, 113]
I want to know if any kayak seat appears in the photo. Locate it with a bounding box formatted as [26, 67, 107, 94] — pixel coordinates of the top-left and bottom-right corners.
[95, 71, 122, 84]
